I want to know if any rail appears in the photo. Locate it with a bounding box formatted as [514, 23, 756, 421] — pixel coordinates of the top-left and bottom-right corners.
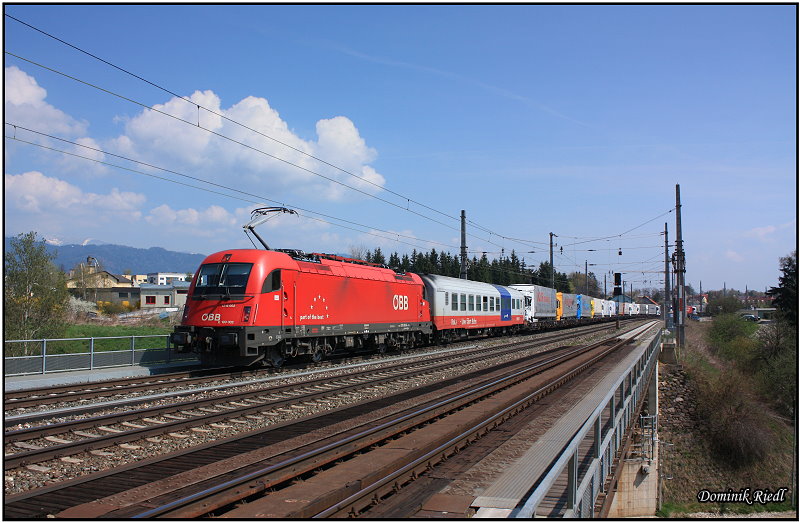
[3, 335, 197, 376]
[507, 324, 661, 517]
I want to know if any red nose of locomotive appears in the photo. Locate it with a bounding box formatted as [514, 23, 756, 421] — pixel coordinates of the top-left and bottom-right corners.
[170, 250, 279, 366]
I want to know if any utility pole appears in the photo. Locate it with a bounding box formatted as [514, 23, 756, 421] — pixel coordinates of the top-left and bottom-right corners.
[675, 184, 686, 350]
[549, 232, 556, 289]
[585, 260, 588, 295]
[604, 273, 607, 299]
[459, 210, 468, 280]
[664, 222, 671, 328]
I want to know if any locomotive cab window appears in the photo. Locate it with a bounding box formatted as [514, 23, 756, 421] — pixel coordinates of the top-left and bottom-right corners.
[194, 262, 253, 297]
[261, 269, 282, 293]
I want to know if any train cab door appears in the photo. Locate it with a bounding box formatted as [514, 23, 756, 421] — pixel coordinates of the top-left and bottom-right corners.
[279, 270, 297, 336]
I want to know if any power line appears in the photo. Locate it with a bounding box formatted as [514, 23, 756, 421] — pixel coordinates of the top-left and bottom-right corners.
[558, 210, 674, 247]
[6, 16, 677, 258]
[4, 126, 463, 253]
[5, 51, 499, 244]
[5, 15, 534, 249]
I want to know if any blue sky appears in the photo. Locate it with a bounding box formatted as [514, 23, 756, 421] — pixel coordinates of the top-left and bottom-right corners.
[4, 4, 796, 293]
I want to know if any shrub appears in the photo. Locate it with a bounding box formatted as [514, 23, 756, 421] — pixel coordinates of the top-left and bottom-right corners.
[694, 368, 773, 466]
[708, 314, 758, 351]
[756, 347, 797, 418]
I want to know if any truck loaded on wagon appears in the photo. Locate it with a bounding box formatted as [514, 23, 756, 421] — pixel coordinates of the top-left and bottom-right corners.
[170, 208, 650, 367]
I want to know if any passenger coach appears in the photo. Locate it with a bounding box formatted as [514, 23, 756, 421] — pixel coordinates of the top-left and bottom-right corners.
[421, 274, 524, 342]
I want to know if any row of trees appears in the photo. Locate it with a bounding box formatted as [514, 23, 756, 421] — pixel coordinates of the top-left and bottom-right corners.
[352, 246, 579, 291]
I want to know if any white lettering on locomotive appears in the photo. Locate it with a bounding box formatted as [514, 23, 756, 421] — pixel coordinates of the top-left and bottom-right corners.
[392, 295, 409, 310]
[201, 313, 222, 322]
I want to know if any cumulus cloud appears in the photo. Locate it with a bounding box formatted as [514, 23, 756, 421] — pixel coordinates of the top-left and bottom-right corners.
[4, 66, 87, 136]
[4, 171, 144, 220]
[114, 90, 386, 201]
[144, 203, 243, 239]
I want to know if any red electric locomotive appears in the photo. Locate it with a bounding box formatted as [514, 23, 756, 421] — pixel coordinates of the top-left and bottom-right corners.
[170, 248, 432, 367]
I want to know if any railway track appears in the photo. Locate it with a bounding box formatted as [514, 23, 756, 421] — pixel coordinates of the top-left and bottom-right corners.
[5, 319, 638, 413]
[4, 323, 621, 470]
[4, 321, 656, 518]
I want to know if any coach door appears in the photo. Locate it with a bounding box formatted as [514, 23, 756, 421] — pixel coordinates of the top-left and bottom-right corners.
[493, 285, 512, 321]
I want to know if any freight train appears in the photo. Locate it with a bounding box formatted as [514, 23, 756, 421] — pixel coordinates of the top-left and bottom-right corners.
[170, 248, 659, 367]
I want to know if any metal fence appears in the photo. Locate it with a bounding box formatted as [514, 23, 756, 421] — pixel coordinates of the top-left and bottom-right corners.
[4, 335, 197, 376]
[511, 325, 662, 518]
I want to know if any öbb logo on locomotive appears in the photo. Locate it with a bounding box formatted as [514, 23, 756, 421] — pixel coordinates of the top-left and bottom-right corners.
[170, 248, 656, 367]
[392, 294, 409, 311]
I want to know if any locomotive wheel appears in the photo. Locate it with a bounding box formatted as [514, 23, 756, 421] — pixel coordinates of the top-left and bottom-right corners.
[377, 343, 388, 354]
[311, 348, 324, 363]
[270, 352, 285, 368]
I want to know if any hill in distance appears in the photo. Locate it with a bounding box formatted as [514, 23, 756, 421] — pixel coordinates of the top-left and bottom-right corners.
[5, 238, 209, 275]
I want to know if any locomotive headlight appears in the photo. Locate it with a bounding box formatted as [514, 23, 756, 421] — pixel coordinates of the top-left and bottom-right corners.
[242, 306, 252, 323]
[182, 304, 190, 321]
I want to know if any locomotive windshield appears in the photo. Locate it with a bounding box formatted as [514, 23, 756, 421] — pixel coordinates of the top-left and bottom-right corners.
[193, 262, 253, 297]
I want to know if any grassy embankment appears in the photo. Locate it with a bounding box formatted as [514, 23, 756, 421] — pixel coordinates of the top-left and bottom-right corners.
[657, 318, 796, 516]
[11, 323, 175, 355]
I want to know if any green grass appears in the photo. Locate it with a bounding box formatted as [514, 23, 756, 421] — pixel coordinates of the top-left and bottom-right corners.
[65, 324, 171, 338]
[37, 324, 173, 354]
[658, 499, 795, 517]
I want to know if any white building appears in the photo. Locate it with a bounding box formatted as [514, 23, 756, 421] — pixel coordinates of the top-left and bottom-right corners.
[147, 272, 191, 285]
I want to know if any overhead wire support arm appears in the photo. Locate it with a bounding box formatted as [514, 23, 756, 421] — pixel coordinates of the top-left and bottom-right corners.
[243, 207, 298, 250]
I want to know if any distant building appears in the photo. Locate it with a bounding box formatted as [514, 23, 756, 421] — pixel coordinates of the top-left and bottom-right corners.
[130, 274, 149, 286]
[147, 272, 191, 285]
[139, 281, 190, 309]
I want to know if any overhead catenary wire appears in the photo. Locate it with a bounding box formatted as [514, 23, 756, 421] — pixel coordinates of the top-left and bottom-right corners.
[7, 15, 677, 260]
[5, 14, 539, 249]
[5, 51, 512, 248]
[4, 127, 463, 253]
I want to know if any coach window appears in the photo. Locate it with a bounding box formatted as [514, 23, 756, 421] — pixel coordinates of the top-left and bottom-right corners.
[262, 269, 282, 293]
[468, 295, 474, 311]
[476, 296, 481, 311]
[482, 296, 488, 311]
[460, 293, 466, 311]
[452, 293, 458, 311]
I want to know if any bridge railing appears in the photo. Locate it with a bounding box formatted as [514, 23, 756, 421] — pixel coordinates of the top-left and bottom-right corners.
[513, 325, 661, 518]
[4, 335, 197, 376]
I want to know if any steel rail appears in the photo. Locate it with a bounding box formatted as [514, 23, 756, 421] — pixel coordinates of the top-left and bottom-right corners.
[315, 336, 636, 518]
[3, 324, 623, 469]
[127, 334, 633, 518]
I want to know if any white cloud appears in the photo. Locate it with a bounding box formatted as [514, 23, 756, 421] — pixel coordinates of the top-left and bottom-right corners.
[115, 90, 386, 202]
[4, 171, 145, 221]
[145, 204, 239, 238]
[4, 66, 87, 136]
